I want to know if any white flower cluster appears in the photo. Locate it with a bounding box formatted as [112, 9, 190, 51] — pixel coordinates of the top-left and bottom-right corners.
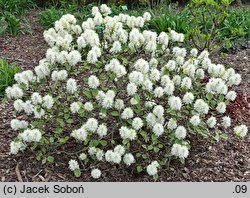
[105, 145, 127, 164]
[19, 129, 42, 143]
[171, 143, 189, 159]
[234, 125, 248, 138]
[146, 161, 159, 176]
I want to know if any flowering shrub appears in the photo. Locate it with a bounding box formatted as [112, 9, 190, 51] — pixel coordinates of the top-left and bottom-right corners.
[6, 4, 248, 179]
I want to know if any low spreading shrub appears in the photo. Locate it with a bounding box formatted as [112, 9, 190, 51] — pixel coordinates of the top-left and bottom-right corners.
[6, 4, 248, 179]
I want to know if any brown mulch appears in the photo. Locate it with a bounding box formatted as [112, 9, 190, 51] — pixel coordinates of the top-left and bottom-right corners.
[0, 10, 47, 70]
[0, 10, 249, 182]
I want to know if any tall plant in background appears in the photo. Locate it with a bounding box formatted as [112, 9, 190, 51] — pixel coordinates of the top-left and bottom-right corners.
[188, 0, 233, 52]
[0, 59, 21, 98]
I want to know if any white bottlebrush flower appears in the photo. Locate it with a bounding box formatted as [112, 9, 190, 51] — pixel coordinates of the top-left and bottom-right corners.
[206, 78, 228, 95]
[5, 85, 23, 99]
[110, 41, 122, 53]
[153, 123, 164, 136]
[68, 159, 79, 171]
[85, 118, 98, 132]
[34, 107, 45, 119]
[190, 48, 198, 57]
[66, 78, 77, 94]
[228, 74, 241, 86]
[114, 99, 124, 111]
[154, 87, 164, 98]
[150, 68, 160, 82]
[96, 149, 104, 161]
[181, 77, 192, 89]
[121, 108, 134, 119]
[84, 102, 93, 112]
[166, 60, 176, 71]
[79, 153, 87, 160]
[114, 145, 125, 156]
[189, 115, 201, 126]
[35, 63, 50, 80]
[42, 95, 54, 109]
[168, 96, 182, 111]
[194, 99, 209, 114]
[183, 92, 194, 104]
[70, 102, 81, 114]
[10, 141, 25, 155]
[119, 127, 136, 140]
[146, 164, 157, 176]
[71, 126, 88, 141]
[96, 124, 107, 137]
[14, 99, 24, 112]
[123, 153, 135, 166]
[129, 71, 144, 85]
[132, 117, 143, 130]
[196, 69, 205, 79]
[66, 50, 81, 66]
[172, 75, 181, 85]
[105, 150, 114, 163]
[143, 12, 151, 21]
[23, 100, 34, 115]
[20, 129, 42, 142]
[100, 4, 111, 16]
[216, 102, 226, 114]
[145, 101, 156, 109]
[88, 75, 100, 89]
[175, 126, 187, 139]
[31, 92, 43, 105]
[146, 162, 159, 176]
[153, 105, 164, 118]
[221, 116, 231, 128]
[88, 147, 97, 156]
[167, 118, 177, 130]
[91, 168, 101, 179]
[51, 70, 68, 81]
[207, 116, 217, 128]
[164, 82, 175, 96]
[127, 83, 137, 96]
[11, 119, 28, 131]
[171, 144, 189, 159]
[225, 91, 237, 101]
[234, 125, 248, 138]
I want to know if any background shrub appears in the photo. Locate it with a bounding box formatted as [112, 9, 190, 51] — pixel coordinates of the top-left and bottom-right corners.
[0, 59, 21, 98]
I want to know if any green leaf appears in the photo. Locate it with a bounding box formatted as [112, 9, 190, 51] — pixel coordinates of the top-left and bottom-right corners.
[148, 145, 154, 150]
[121, 5, 128, 11]
[100, 140, 107, 146]
[56, 118, 65, 127]
[66, 118, 74, 124]
[55, 127, 63, 134]
[136, 165, 143, 173]
[206, 93, 213, 101]
[89, 140, 99, 147]
[83, 88, 92, 98]
[219, 95, 224, 101]
[74, 169, 81, 177]
[91, 89, 98, 97]
[111, 111, 119, 116]
[47, 156, 54, 163]
[154, 147, 160, 153]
